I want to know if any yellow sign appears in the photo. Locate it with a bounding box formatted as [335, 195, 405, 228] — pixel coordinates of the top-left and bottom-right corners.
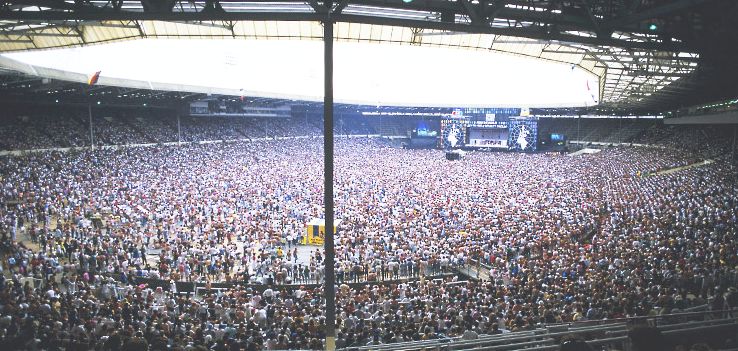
[303, 218, 340, 246]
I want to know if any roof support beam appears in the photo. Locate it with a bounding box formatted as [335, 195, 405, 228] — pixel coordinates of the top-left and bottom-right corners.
[0, 0, 689, 35]
[7, 0, 76, 10]
[0, 31, 77, 37]
[580, 0, 609, 39]
[0, 38, 33, 43]
[337, 13, 692, 52]
[141, 0, 177, 13]
[623, 73, 692, 78]
[332, 0, 349, 15]
[458, 0, 483, 25]
[306, 0, 328, 14]
[605, 0, 714, 28]
[484, 0, 509, 22]
[84, 21, 139, 29]
[583, 56, 691, 64]
[0, 11, 323, 22]
[0, 8, 684, 51]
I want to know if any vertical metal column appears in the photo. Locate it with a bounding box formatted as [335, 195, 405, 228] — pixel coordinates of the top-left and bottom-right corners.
[177, 114, 182, 145]
[89, 104, 94, 150]
[322, 12, 337, 351]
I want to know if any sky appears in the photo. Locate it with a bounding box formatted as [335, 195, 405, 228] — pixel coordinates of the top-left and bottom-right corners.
[5, 38, 599, 107]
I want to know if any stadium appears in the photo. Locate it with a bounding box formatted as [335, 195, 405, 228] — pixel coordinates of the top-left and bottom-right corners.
[0, 1, 737, 351]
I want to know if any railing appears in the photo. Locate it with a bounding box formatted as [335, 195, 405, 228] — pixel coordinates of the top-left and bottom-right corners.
[128, 271, 459, 296]
[344, 309, 738, 351]
[568, 140, 669, 148]
[460, 258, 495, 281]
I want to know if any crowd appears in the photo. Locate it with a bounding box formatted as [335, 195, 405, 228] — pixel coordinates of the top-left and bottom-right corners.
[0, 122, 736, 349]
[0, 115, 89, 150]
[92, 116, 155, 146]
[0, 114, 372, 151]
[180, 118, 249, 142]
[629, 124, 734, 160]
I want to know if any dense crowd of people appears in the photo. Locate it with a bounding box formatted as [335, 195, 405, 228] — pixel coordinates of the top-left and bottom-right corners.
[0, 114, 373, 151]
[0, 120, 736, 350]
[629, 124, 735, 160]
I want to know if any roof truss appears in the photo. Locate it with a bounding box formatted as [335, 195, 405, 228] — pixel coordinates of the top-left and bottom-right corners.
[0, 0, 715, 109]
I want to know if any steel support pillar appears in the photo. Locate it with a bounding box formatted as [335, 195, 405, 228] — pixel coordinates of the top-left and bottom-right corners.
[322, 11, 337, 351]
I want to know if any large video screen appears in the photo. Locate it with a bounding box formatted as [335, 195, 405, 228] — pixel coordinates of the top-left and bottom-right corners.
[440, 119, 467, 149]
[468, 128, 508, 148]
[414, 120, 438, 137]
[508, 118, 538, 151]
[551, 133, 565, 142]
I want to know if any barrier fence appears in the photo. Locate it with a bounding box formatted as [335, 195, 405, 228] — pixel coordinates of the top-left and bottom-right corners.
[344, 308, 738, 351]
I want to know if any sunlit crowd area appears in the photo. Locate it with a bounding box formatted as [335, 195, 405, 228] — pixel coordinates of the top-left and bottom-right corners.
[0, 119, 736, 351]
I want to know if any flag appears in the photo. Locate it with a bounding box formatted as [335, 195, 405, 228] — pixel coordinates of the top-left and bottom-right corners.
[88, 71, 101, 86]
[586, 80, 597, 103]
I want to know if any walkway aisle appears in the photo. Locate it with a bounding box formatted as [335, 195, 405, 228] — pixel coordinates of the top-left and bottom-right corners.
[653, 159, 714, 176]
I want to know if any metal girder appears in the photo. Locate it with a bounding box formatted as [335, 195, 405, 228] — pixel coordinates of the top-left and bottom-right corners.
[306, 0, 328, 14]
[332, 0, 349, 15]
[6, 0, 76, 10]
[337, 13, 689, 52]
[0, 0, 699, 52]
[141, 0, 177, 13]
[541, 49, 586, 54]
[85, 21, 139, 29]
[582, 56, 696, 66]
[485, 0, 508, 22]
[0, 12, 680, 51]
[605, 0, 714, 28]
[624, 72, 693, 78]
[0, 0, 709, 110]
[458, 0, 483, 25]
[580, 0, 603, 37]
[0, 10, 324, 22]
[0, 30, 76, 37]
[410, 27, 422, 45]
[657, 85, 697, 92]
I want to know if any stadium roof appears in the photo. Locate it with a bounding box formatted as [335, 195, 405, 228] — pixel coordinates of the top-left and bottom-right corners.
[2, 38, 603, 107]
[0, 0, 736, 112]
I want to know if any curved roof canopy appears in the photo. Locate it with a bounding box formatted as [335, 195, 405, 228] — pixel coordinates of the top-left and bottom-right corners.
[0, 1, 708, 109]
[3, 38, 601, 107]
